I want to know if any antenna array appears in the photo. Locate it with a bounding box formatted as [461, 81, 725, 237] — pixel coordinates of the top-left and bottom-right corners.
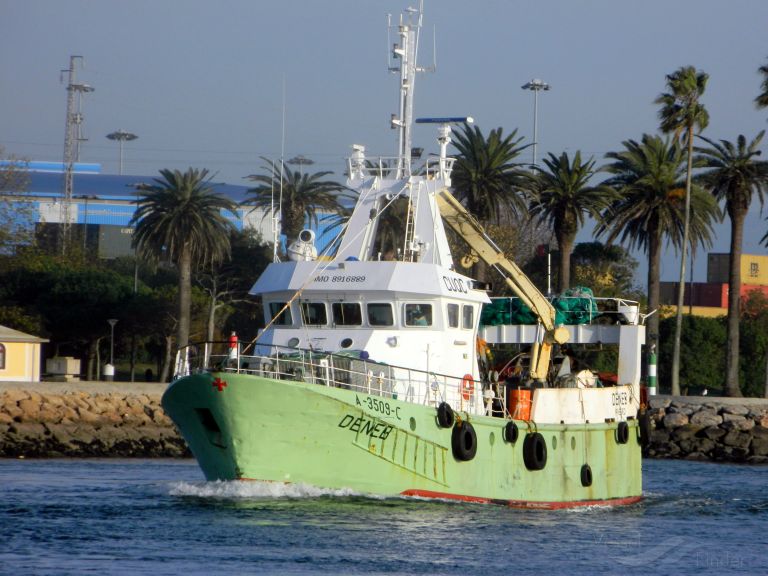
[60, 55, 94, 255]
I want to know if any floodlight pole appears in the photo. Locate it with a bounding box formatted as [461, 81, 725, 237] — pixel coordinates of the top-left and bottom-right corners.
[521, 78, 550, 173]
[106, 130, 138, 175]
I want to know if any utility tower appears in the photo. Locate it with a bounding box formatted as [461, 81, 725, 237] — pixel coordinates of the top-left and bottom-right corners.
[60, 55, 94, 255]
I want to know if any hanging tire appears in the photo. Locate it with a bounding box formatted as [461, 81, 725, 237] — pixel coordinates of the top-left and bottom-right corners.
[616, 421, 629, 444]
[503, 421, 519, 444]
[638, 409, 651, 447]
[451, 421, 477, 461]
[580, 463, 593, 487]
[436, 402, 454, 428]
[523, 432, 547, 471]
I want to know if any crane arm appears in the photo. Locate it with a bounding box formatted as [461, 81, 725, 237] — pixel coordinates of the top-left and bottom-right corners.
[436, 188, 569, 382]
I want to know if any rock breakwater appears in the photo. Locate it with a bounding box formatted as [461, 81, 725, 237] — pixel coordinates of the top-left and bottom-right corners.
[4, 382, 768, 464]
[0, 383, 188, 458]
[644, 396, 768, 464]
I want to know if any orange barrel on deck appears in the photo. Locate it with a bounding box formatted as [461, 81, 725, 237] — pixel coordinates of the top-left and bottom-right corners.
[508, 388, 532, 421]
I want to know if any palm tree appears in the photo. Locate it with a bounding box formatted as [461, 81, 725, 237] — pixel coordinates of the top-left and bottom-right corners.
[756, 58, 768, 110]
[131, 168, 237, 350]
[528, 151, 617, 293]
[695, 132, 768, 396]
[245, 157, 349, 246]
[451, 124, 532, 282]
[597, 135, 719, 362]
[450, 124, 531, 223]
[655, 65, 709, 395]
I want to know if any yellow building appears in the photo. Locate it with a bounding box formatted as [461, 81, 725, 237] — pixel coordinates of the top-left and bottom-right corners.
[660, 253, 768, 317]
[707, 253, 768, 285]
[0, 325, 48, 382]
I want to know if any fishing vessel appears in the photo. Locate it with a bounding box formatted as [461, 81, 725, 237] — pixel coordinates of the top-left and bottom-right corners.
[163, 2, 646, 508]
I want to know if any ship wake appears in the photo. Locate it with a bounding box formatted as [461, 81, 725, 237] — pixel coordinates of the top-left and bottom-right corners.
[168, 479, 378, 500]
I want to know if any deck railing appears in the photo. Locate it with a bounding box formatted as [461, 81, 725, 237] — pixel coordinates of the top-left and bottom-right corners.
[346, 155, 456, 180]
[172, 341, 486, 412]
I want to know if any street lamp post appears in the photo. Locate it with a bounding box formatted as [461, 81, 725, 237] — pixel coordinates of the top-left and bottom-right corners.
[106, 130, 138, 175]
[521, 78, 551, 172]
[287, 154, 314, 176]
[105, 318, 118, 381]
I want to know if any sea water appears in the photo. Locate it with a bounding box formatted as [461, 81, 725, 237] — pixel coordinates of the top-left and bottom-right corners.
[0, 458, 765, 575]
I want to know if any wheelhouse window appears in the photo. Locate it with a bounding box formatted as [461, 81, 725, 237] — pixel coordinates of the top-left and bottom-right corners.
[367, 303, 394, 326]
[462, 305, 474, 329]
[446, 303, 459, 328]
[268, 302, 293, 326]
[300, 302, 327, 326]
[332, 302, 363, 326]
[405, 303, 432, 327]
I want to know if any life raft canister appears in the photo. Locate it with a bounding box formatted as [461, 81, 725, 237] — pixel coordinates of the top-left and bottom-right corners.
[461, 374, 475, 401]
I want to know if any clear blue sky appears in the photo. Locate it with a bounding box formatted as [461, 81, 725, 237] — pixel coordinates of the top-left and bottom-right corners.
[2, 0, 767, 285]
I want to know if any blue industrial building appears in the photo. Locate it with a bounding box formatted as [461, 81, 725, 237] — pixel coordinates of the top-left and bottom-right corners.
[3, 162, 276, 258]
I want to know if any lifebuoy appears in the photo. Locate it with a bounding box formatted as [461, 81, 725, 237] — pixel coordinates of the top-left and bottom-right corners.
[503, 421, 519, 444]
[461, 374, 475, 401]
[436, 402, 455, 428]
[580, 463, 593, 487]
[616, 421, 629, 444]
[451, 421, 477, 461]
[523, 432, 547, 471]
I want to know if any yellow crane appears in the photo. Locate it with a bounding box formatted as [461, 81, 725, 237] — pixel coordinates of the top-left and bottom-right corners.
[436, 188, 569, 383]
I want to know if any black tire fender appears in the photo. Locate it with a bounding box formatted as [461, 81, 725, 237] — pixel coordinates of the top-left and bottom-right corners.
[451, 421, 477, 461]
[616, 421, 629, 444]
[523, 432, 547, 471]
[580, 463, 593, 487]
[503, 421, 519, 444]
[436, 402, 454, 428]
[638, 409, 651, 447]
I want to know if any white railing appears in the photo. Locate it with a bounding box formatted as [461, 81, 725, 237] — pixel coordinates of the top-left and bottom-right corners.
[346, 156, 456, 180]
[172, 341, 485, 412]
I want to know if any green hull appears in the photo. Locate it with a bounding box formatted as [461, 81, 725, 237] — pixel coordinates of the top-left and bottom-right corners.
[163, 371, 642, 508]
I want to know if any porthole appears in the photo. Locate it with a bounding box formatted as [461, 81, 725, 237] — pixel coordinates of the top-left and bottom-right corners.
[340, 338, 353, 349]
[571, 436, 576, 450]
[489, 432, 495, 446]
[552, 436, 557, 450]
[287, 337, 300, 348]
[409, 417, 416, 431]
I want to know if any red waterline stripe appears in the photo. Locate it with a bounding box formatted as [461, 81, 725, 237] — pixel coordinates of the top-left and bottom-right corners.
[400, 489, 642, 509]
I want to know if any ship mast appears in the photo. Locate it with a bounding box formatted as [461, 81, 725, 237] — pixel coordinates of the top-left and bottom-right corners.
[389, 2, 423, 178]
